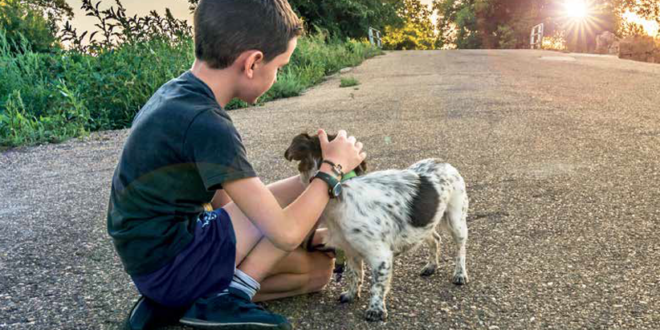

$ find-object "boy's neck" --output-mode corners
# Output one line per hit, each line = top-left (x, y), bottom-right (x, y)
(190, 60), (237, 108)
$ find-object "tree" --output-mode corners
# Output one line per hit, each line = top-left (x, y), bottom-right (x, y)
(0, 0), (59, 53)
(615, 0), (659, 23)
(619, 20), (648, 37)
(496, 24), (517, 48)
(434, 0), (618, 50)
(186, 0), (403, 39)
(288, 0), (404, 39)
(24, 0), (73, 31)
(382, 0), (437, 50)
(434, 0), (487, 49)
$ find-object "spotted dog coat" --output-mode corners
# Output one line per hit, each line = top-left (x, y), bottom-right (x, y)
(285, 133), (469, 322)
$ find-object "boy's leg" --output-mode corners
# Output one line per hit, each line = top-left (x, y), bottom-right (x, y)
(219, 175), (304, 266)
(253, 249), (334, 302)
(220, 176), (334, 297)
(178, 176), (325, 329)
(126, 176), (307, 330)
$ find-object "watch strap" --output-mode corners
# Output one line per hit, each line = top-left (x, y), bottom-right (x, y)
(322, 159), (344, 178)
(313, 171), (340, 199)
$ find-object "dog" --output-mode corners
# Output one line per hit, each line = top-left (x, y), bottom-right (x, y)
(285, 133), (469, 322)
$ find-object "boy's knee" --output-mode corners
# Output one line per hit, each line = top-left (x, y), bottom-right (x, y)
(307, 254), (334, 292)
(308, 268), (333, 292)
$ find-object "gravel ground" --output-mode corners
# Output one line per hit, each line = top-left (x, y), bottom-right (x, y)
(1, 50), (659, 330)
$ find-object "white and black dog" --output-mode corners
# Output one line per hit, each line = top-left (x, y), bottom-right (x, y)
(285, 133), (469, 322)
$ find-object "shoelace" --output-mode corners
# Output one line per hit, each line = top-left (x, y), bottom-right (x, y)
(208, 292), (268, 313)
(238, 303), (267, 312)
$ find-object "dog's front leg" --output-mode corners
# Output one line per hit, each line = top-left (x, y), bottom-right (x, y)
(365, 250), (393, 322)
(339, 254), (363, 303)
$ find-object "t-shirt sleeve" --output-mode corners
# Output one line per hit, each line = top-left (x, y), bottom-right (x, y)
(183, 110), (257, 191)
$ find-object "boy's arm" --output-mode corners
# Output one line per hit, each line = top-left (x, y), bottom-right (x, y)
(223, 163), (335, 252)
(211, 174), (303, 209)
(211, 190), (232, 209)
(223, 129), (364, 252)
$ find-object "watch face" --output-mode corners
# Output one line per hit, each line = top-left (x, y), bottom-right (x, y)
(332, 184), (342, 197)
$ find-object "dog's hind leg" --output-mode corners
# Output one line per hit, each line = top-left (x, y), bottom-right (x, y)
(364, 250), (393, 322)
(339, 254), (363, 304)
(420, 230), (441, 277)
(446, 189), (469, 285)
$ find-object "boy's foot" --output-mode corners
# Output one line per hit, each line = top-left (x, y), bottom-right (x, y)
(179, 288), (292, 329)
(123, 296), (188, 330)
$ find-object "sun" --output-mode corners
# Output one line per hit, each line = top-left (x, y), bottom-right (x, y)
(557, 0), (604, 51)
(564, 0), (590, 20)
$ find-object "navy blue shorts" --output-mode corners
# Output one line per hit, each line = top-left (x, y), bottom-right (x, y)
(131, 208), (237, 307)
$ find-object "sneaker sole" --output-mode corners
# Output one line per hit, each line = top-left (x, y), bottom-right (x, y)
(179, 318), (292, 330)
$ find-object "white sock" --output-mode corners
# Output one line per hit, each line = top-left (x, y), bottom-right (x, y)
(229, 268), (260, 300)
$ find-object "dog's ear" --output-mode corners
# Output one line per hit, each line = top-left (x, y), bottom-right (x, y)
(285, 133), (313, 161)
(355, 160), (368, 176)
(285, 133), (319, 172)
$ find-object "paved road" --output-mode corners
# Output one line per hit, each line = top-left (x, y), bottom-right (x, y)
(1, 50), (659, 330)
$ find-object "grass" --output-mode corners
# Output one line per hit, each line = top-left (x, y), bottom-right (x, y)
(339, 76), (360, 88)
(0, 31), (382, 148)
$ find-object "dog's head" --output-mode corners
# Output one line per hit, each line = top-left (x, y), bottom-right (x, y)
(284, 132), (367, 185)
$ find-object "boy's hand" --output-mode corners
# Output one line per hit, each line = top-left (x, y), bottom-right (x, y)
(318, 129), (366, 172)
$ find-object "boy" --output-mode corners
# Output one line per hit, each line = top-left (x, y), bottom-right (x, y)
(106, 0), (366, 329)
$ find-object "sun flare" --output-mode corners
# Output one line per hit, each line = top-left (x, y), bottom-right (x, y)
(564, 0), (589, 20)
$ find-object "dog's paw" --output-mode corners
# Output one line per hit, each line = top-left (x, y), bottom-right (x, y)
(365, 308), (387, 322)
(339, 292), (357, 304)
(420, 264), (436, 277)
(452, 273), (468, 285)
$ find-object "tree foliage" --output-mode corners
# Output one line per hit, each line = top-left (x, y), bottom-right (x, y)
(382, 0), (437, 50)
(0, 0), (59, 53)
(619, 20), (648, 37)
(434, 0), (487, 49)
(287, 0), (404, 39)
(186, 0), (403, 40)
(60, 0), (192, 53)
(615, 0), (659, 23)
(434, 0), (625, 50)
(23, 0), (73, 30)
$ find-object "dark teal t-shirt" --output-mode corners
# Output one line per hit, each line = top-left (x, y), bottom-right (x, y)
(107, 71), (257, 276)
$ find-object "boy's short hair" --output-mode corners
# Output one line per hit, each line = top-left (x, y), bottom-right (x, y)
(194, 0), (303, 69)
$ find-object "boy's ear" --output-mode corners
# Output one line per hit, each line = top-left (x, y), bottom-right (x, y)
(239, 50), (264, 78)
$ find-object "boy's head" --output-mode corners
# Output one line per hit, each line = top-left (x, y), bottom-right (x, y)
(194, 0), (303, 103)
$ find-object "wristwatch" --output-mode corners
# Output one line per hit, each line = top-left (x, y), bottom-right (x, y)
(313, 171), (342, 200)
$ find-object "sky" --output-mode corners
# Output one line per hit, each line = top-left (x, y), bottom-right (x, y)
(66, 0), (193, 33)
(65, 0), (436, 33)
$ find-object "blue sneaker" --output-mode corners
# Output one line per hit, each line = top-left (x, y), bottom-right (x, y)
(123, 296), (188, 330)
(179, 288), (292, 329)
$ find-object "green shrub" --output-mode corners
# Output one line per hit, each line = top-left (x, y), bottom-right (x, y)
(0, 28), (381, 147)
(340, 76), (360, 88)
(0, 83), (88, 146)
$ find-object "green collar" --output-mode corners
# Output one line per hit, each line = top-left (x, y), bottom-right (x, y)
(341, 171), (358, 182)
